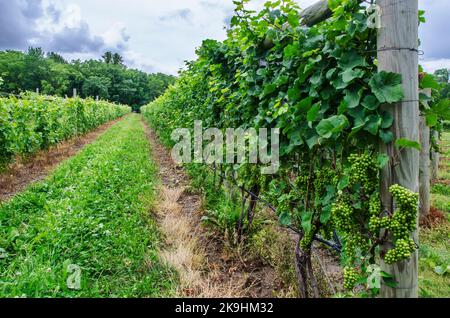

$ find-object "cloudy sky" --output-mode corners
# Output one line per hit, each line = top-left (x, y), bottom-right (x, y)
(0, 0), (448, 75)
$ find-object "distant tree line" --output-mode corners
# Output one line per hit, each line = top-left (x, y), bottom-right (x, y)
(433, 68), (450, 129)
(0, 48), (176, 111)
(434, 68), (450, 99)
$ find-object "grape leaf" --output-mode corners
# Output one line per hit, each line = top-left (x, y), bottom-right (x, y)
(369, 71), (404, 103)
(395, 138), (421, 151)
(316, 115), (349, 139)
(344, 89), (362, 108)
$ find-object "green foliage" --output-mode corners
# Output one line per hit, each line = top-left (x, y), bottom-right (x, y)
(420, 69), (450, 157)
(0, 115), (176, 297)
(102, 51), (125, 66)
(186, 164), (242, 232)
(395, 138), (422, 151)
(0, 49), (175, 111)
(0, 93), (130, 166)
(369, 72), (404, 104)
(141, 0), (416, 295)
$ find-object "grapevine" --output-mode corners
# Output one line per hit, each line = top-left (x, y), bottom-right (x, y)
(0, 93), (130, 165)
(332, 153), (419, 292)
(141, 0), (420, 297)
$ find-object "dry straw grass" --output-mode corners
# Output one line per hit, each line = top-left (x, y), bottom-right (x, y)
(155, 186), (247, 298)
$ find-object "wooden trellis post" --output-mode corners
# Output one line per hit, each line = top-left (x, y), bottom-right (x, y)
(300, 0), (363, 27)
(419, 88), (432, 218)
(378, 0), (419, 298)
(431, 134), (440, 182)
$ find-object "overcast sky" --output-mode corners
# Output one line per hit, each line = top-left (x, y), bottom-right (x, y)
(0, 0), (448, 75)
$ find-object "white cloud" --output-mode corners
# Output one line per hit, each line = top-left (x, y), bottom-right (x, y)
(102, 23), (130, 51)
(2, 0), (449, 75)
(421, 59), (450, 74)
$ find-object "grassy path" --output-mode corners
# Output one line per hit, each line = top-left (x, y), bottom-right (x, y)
(419, 131), (450, 298)
(0, 118), (122, 202)
(0, 115), (175, 297)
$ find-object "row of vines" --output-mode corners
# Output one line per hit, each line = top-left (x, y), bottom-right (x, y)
(0, 93), (130, 166)
(142, 0), (446, 297)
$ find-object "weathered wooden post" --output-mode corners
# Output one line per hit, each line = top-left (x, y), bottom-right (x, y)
(431, 132), (440, 182)
(73, 88), (77, 98)
(36, 88), (40, 94)
(378, 0), (419, 298)
(419, 88), (432, 217)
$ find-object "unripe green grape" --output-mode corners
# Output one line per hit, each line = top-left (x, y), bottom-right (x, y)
(369, 194), (381, 216)
(343, 267), (359, 290)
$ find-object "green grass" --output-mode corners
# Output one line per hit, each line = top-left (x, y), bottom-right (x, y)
(0, 114), (176, 298)
(419, 224), (450, 298)
(419, 131), (450, 298)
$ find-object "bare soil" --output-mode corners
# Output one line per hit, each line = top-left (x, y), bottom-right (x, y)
(0, 118), (123, 202)
(420, 207), (447, 229)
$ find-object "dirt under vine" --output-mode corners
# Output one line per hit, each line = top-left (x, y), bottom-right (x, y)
(143, 120), (286, 298)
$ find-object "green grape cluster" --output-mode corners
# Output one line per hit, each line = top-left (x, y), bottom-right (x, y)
(320, 224), (334, 241)
(343, 267), (359, 290)
(390, 184), (418, 207)
(331, 201), (354, 232)
(369, 215), (390, 233)
(348, 153), (379, 191)
(345, 233), (369, 261)
(389, 184), (418, 234)
(384, 238), (417, 264)
(388, 217), (410, 238)
(364, 185), (418, 264)
(314, 168), (335, 198)
(381, 185), (419, 264)
(369, 193), (381, 216)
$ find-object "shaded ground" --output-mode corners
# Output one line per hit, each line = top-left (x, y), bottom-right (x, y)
(420, 207), (446, 229)
(0, 117), (124, 202)
(143, 120), (283, 298)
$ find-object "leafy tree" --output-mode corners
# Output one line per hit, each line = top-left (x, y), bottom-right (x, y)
(82, 76), (111, 99)
(47, 52), (68, 64)
(434, 68), (449, 84)
(0, 48), (175, 109)
(434, 68), (450, 99)
(0, 50), (26, 93)
(112, 53), (124, 66)
(102, 51), (113, 64)
(23, 47), (51, 91)
(43, 62), (83, 96)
